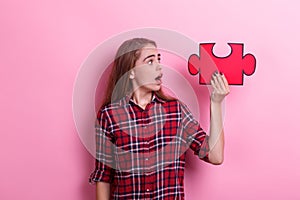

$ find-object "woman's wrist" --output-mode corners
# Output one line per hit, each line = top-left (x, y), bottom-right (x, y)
(210, 98), (223, 106)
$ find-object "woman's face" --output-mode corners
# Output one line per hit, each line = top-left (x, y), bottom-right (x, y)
(130, 44), (163, 92)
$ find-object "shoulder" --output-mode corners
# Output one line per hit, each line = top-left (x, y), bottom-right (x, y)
(174, 100), (194, 119)
(162, 99), (187, 109)
(159, 99), (189, 115)
(96, 97), (128, 121)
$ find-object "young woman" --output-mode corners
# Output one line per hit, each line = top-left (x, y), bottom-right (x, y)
(89, 38), (230, 200)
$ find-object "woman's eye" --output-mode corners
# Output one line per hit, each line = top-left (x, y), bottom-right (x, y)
(147, 60), (153, 65)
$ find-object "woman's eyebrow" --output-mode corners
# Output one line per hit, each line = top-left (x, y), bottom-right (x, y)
(143, 53), (161, 62)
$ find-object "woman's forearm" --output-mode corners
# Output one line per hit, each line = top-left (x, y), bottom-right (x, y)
(206, 72), (229, 164)
(96, 182), (110, 200)
(208, 100), (225, 165)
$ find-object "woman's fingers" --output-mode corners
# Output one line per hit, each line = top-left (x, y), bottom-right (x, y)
(211, 72), (224, 91)
(211, 76), (217, 93)
(220, 73), (230, 94)
(210, 72), (230, 103)
(211, 73), (219, 90)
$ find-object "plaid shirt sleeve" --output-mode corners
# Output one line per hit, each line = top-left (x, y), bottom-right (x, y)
(180, 101), (210, 160)
(89, 109), (115, 184)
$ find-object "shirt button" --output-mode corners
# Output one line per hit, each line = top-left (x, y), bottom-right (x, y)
(146, 189), (150, 192)
(145, 158), (149, 161)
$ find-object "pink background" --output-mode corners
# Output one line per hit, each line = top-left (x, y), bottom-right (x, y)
(1, 0), (300, 199)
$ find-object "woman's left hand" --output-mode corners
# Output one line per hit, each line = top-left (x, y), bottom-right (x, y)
(210, 72), (230, 103)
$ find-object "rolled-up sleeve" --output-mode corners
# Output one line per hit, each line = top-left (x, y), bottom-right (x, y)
(180, 102), (210, 160)
(89, 109), (115, 184)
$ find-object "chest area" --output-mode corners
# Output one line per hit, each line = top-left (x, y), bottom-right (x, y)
(109, 103), (182, 151)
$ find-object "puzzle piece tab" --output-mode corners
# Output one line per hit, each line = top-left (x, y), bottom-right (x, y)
(188, 43), (256, 85)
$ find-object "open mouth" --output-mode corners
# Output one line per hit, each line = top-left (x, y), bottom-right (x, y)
(155, 74), (163, 83)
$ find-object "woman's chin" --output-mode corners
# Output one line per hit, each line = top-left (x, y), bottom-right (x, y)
(152, 84), (162, 91)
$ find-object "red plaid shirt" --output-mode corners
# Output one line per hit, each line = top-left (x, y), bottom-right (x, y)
(89, 94), (209, 200)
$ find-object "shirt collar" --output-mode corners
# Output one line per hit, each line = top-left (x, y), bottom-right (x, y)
(152, 93), (166, 103)
(121, 92), (166, 106)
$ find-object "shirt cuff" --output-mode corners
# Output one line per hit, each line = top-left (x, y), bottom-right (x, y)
(89, 168), (114, 185)
(198, 135), (210, 161)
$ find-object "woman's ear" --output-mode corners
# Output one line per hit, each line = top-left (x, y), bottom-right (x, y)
(129, 70), (135, 79)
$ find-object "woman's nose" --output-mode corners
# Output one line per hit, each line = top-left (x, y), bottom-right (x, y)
(156, 63), (162, 70)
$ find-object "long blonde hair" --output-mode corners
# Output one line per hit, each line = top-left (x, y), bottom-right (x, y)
(101, 38), (174, 107)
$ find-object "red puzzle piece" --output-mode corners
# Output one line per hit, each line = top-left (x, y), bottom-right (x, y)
(188, 43), (256, 85)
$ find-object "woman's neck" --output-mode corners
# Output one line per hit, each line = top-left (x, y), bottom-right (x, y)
(132, 89), (153, 109)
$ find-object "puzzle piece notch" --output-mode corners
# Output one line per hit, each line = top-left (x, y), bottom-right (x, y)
(188, 43), (256, 85)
